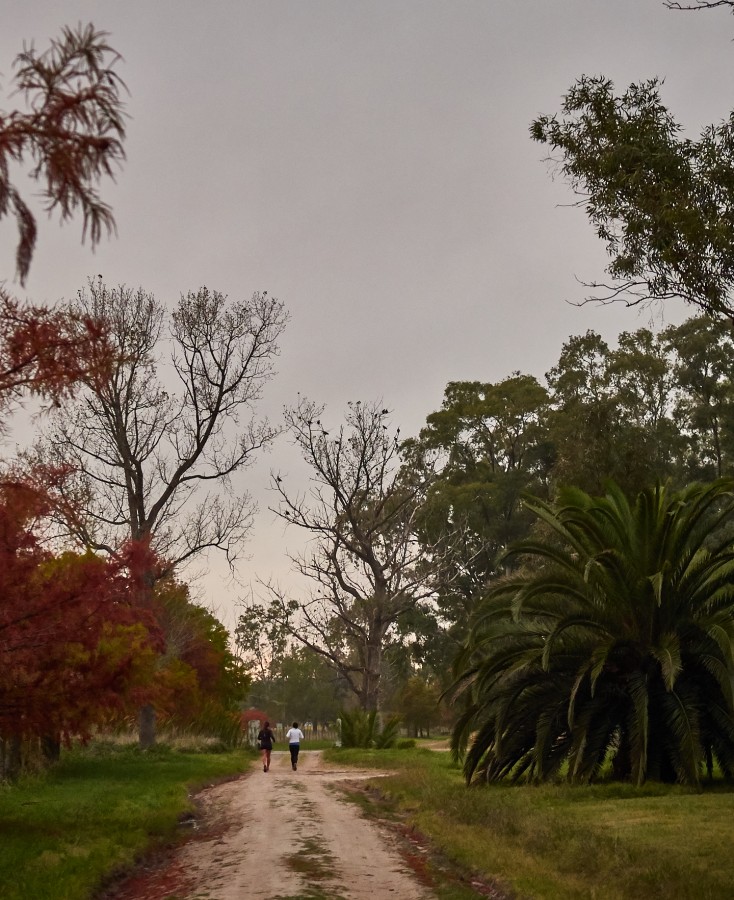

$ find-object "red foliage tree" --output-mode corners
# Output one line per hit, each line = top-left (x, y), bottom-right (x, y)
(139, 577), (250, 734)
(0, 477), (162, 745)
(0, 289), (111, 429)
(1, 23), (126, 285)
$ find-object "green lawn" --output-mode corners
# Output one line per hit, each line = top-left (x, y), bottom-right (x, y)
(4, 741), (733, 900)
(0, 743), (248, 900)
(325, 746), (734, 900)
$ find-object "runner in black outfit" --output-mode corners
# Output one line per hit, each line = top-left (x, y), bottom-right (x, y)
(258, 721), (275, 772)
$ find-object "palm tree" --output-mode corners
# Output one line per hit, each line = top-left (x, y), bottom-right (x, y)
(450, 480), (734, 786)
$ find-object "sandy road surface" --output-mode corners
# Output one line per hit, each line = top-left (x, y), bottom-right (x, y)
(113, 750), (435, 900)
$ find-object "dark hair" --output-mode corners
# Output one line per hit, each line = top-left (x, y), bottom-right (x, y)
(264, 721), (270, 728)
(292, 721), (298, 728)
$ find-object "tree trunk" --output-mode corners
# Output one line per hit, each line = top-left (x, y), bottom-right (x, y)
(713, 417), (723, 478)
(361, 633), (383, 712)
(41, 733), (61, 764)
(139, 703), (157, 750)
(138, 565), (158, 748)
(3, 735), (22, 780)
(612, 735), (632, 781)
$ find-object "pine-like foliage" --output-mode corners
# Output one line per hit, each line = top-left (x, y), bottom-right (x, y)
(450, 480), (734, 786)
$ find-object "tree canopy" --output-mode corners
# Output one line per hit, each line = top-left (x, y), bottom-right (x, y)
(531, 76), (734, 319)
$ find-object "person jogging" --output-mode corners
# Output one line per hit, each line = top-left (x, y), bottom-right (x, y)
(258, 721), (275, 772)
(285, 721), (305, 771)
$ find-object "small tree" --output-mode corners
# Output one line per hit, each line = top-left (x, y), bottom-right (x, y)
(148, 577), (250, 740)
(0, 477), (160, 776)
(395, 676), (441, 738)
(249, 399), (452, 712)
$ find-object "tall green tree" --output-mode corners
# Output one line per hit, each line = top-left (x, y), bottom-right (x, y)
(403, 376), (552, 676)
(608, 327), (681, 477)
(546, 331), (621, 494)
(414, 375), (551, 559)
(663, 316), (734, 479)
(531, 76), (734, 319)
(451, 480), (734, 787)
(547, 329), (680, 494)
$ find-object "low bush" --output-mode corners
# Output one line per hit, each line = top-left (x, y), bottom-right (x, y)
(338, 709), (401, 748)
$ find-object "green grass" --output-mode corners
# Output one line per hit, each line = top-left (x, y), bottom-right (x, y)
(324, 747), (734, 900)
(0, 742), (249, 900)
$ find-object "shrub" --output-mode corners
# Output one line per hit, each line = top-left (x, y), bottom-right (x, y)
(338, 709), (402, 749)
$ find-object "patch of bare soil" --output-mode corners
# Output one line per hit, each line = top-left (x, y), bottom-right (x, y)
(104, 751), (437, 900)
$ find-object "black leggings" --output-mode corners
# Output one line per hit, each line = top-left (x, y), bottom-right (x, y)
(289, 743), (300, 766)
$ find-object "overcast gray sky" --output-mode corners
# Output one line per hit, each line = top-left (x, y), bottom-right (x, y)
(3, 1), (733, 630)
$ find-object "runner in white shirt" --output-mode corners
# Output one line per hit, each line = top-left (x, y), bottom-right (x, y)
(285, 721), (305, 770)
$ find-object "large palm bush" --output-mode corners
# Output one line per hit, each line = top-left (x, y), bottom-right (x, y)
(450, 480), (734, 786)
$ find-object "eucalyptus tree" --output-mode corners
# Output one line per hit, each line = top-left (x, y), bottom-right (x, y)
(451, 480), (734, 787)
(545, 331), (620, 494)
(249, 399), (453, 712)
(402, 375), (552, 678)
(608, 327), (680, 468)
(532, 76), (734, 320)
(663, 315), (734, 479)
(547, 329), (681, 494)
(37, 279), (287, 745)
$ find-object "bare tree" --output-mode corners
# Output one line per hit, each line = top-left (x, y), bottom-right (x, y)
(665, 2), (734, 11)
(1, 24), (126, 285)
(40, 280), (286, 561)
(34, 280), (287, 744)
(249, 399), (451, 712)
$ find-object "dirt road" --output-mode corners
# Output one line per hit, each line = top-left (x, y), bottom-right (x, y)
(112, 750), (435, 900)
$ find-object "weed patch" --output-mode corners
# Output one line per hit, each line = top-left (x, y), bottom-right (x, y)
(277, 835), (347, 900)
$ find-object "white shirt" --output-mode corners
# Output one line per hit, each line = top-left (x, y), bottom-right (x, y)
(286, 728), (304, 744)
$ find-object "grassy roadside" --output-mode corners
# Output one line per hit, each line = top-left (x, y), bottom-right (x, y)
(0, 743), (249, 900)
(325, 746), (734, 900)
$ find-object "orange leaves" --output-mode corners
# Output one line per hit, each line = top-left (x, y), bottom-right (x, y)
(0, 476), (162, 741)
(0, 290), (112, 427)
